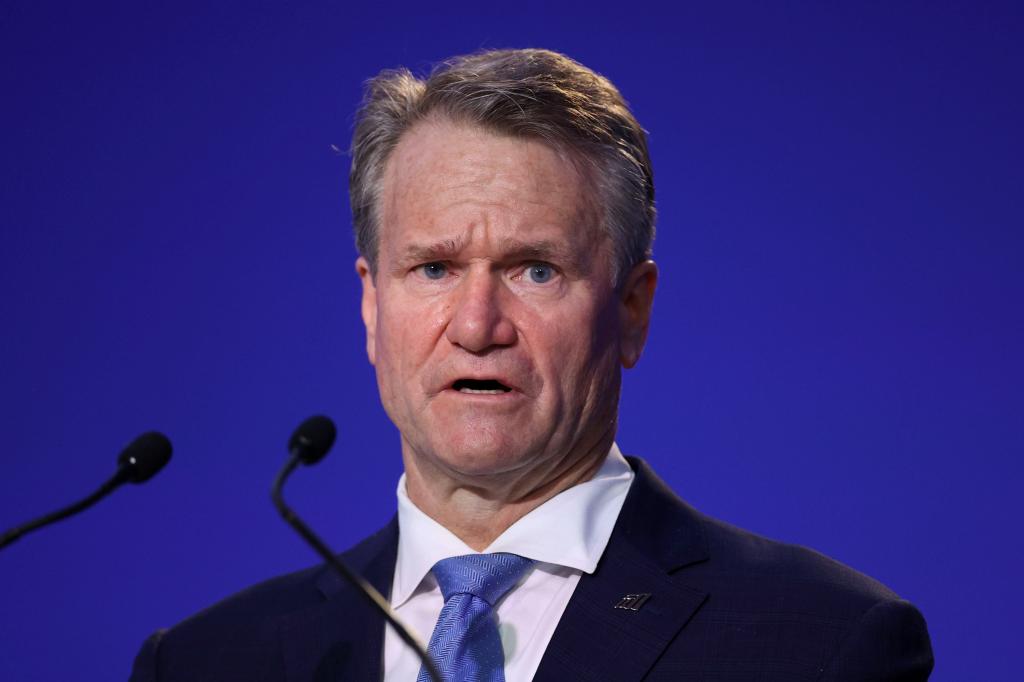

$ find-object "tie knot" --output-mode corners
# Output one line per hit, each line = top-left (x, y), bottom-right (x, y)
(431, 552), (534, 605)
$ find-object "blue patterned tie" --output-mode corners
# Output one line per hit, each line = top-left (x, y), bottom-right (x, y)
(416, 553), (534, 682)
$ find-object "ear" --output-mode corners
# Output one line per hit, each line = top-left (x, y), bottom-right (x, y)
(618, 260), (658, 369)
(355, 256), (378, 366)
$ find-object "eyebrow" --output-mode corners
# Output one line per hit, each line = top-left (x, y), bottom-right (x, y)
(395, 235), (590, 274)
(496, 237), (586, 271)
(398, 238), (466, 266)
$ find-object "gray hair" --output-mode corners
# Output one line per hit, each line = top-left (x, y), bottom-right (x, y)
(349, 48), (655, 285)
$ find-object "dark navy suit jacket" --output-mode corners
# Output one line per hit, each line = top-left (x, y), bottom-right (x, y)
(129, 458), (933, 680)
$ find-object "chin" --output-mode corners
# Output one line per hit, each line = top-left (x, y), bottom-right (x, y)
(430, 432), (538, 479)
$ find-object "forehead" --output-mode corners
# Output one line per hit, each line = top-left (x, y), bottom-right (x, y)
(378, 118), (601, 254)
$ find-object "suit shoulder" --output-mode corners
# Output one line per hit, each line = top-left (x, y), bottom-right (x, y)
(626, 458), (904, 609)
(694, 510), (906, 614)
(658, 514), (933, 678)
(166, 562), (326, 639)
(147, 561), (333, 680)
(129, 563), (324, 682)
(133, 521), (398, 680)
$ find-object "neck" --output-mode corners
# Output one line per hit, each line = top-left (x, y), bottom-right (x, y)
(402, 432), (614, 551)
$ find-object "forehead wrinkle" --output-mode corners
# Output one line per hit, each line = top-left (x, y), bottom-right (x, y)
(396, 128), (587, 213)
(430, 168), (577, 221)
(379, 119), (606, 274)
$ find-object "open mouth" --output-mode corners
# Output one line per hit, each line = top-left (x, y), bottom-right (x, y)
(452, 379), (512, 395)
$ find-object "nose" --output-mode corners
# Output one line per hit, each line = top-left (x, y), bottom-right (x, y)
(445, 269), (517, 352)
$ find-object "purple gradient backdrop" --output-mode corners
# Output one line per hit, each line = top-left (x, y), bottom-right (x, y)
(1, 2), (1020, 679)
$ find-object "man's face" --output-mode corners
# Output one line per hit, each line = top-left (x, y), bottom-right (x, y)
(357, 118), (654, 490)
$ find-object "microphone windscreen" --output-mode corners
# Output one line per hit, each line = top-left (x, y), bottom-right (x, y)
(117, 431), (173, 483)
(289, 415), (337, 465)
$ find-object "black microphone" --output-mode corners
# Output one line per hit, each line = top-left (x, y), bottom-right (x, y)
(272, 415), (442, 682)
(0, 431), (172, 551)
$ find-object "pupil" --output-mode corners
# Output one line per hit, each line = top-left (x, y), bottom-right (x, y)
(530, 265), (551, 283)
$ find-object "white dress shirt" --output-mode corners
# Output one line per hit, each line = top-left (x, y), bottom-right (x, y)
(383, 444), (635, 681)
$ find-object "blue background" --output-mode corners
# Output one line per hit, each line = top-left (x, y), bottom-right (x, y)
(1, 2), (1020, 679)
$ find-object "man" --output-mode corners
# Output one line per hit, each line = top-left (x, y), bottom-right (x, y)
(130, 49), (933, 681)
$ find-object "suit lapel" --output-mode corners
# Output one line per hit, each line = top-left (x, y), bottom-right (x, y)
(279, 519), (398, 682)
(534, 459), (711, 682)
(273, 460), (709, 681)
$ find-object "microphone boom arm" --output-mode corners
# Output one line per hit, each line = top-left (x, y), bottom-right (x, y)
(271, 451), (444, 682)
(0, 469), (128, 550)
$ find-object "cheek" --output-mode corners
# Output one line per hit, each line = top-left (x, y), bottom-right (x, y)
(372, 310), (421, 430)
(373, 300), (412, 391)
(375, 294), (448, 385)
(569, 305), (622, 389)
(535, 305), (618, 392)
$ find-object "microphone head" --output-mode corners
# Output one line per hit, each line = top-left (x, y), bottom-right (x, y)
(288, 415), (337, 465)
(117, 431), (173, 483)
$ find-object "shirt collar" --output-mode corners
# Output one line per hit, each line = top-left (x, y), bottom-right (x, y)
(391, 444), (634, 608)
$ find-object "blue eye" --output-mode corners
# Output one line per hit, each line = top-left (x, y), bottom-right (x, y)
(526, 263), (554, 284)
(421, 262), (447, 280)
